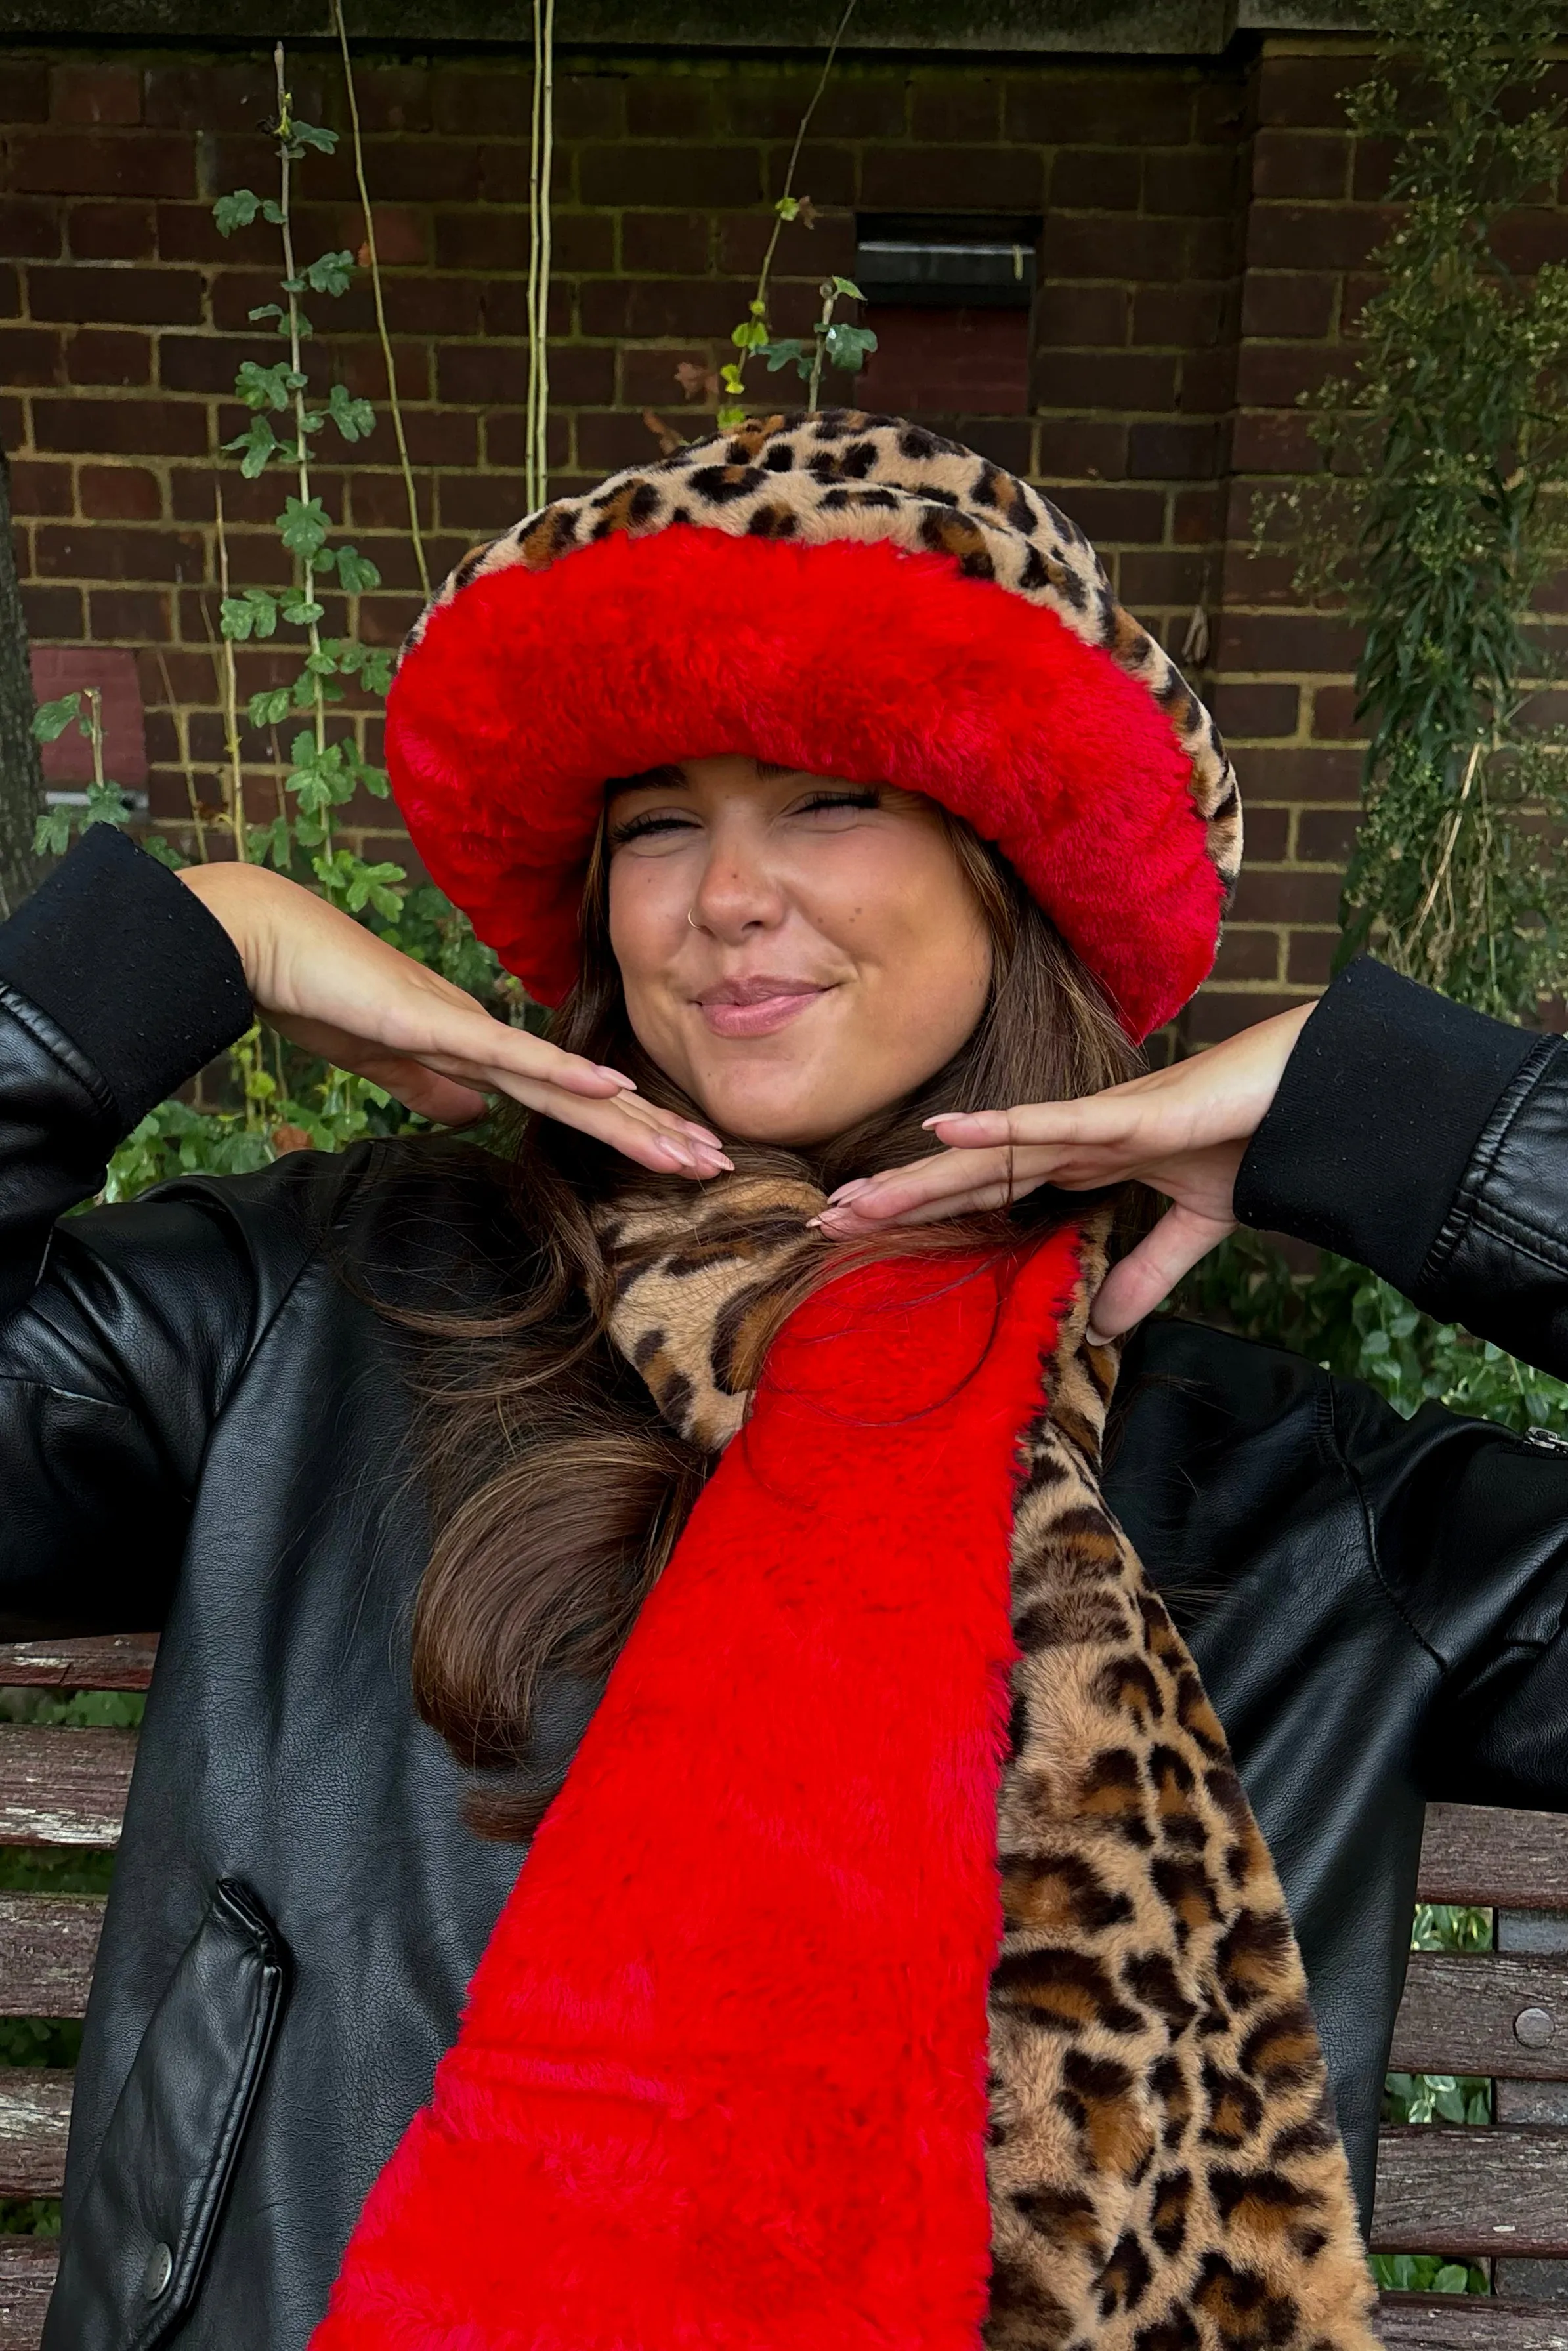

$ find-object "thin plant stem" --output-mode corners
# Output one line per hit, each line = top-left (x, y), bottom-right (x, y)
(329, 0), (430, 599)
(213, 487), (248, 863)
(155, 643), (208, 865)
(752, 0), (857, 324)
(1411, 734), (1485, 946)
(525, 0), (555, 511)
(84, 687), (104, 792)
(272, 41), (331, 863)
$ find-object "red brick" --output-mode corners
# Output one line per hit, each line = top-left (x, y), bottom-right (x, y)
(90, 586), (171, 639)
(1143, 147), (1240, 217)
(1307, 685), (1368, 742)
(1255, 55), (1356, 131)
(860, 144), (1042, 213)
(436, 471), (530, 530)
(1, 63), (50, 123)
(1179, 348), (1237, 415)
(1351, 138), (1400, 204)
(720, 72), (904, 142)
(340, 66), (431, 137)
(1061, 485), (1165, 542)
(1233, 341), (1345, 407)
(1239, 805), (1290, 862)
(579, 277), (743, 341)
(340, 203), (428, 268)
(1049, 148), (1140, 212)
(51, 64), (142, 126)
(79, 464), (163, 520)
(578, 141), (759, 210)
(482, 409), (570, 472)
(1118, 549), (1208, 606)
(1040, 350), (1177, 413)
(66, 328), (152, 387)
(1286, 931), (1338, 985)
(144, 62), (290, 132)
(10, 130), (196, 200)
(400, 410), (479, 469)
(1251, 130), (1350, 201)
(625, 76), (717, 139)
(0, 327), (60, 386)
(1185, 990), (1311, 1043)
(0, 264), (18, 320)
(1212, 929), (1282, 982)
(1035, 282), (1128, 345)
(622, 210), (711, 276)
(1208, 680), (1300, 738)
(35, 522), (206, 581)
(0, 196), (62, 257)
(340, 472), (432, 534)
(1004, 72), (1193, 147)
(757, 138), (855, 210)
(618, 345), (707, 406)
(1032, 417), (1128, 480)
(1493, 210), (1568, 274)
(1240, 745), (1362, 801)
(158, 334), (276, 395)
(1219, 609), (1362, 673)
(1132, 282), (1229, 349)
(1046, 214), (1190, 282)
(1173, 485), (1224, 544)
(66, 199), (156, 261)
(1193, 70), (1250, 141)
(1248, 203), (1388, 273)
(1240, 271), (1338, 341)
(1128, 418), (1221, 479)
(952, 418), (1031, 473)
(22, 584), (85, 637)
(33, 396), (209, 457)
(910, 78), (1000, 142)
(1229, 410), (1322, 475)
(1230, 868), (1342, 923)
(436, 345), (529, 406)
(30, 263), (203, 327)
(9, 459), (72, 515)
(430, 67), (538, 138)
(716, 207), (853, 280)
(1296, 806), (1360, 862)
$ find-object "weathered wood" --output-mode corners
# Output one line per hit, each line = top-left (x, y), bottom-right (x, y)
(0, 2069), (72, 2197)
(0, 2239), (57, 2351)
(0, 1727), (134, 1847)
(1418, 1805), (1568, 1909)
(1390, 1954), (1568, 2080)
(0, 1633), (156, 1692)
(0, 1896), (102, 2018)
(1376, 2295), (1568, 2348)
(1372, 2129), (1568, 2258)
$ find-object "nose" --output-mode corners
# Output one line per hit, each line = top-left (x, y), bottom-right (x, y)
(688, 834), (787, 944)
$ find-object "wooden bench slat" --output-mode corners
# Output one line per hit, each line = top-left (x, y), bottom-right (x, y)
(1391, 1953), (1568, 2081)
(0, 1726), (133, 1848)
(0, 1895), (102, 2019)
(1376, 2294), (1568, 2348)
(1372, 2127), (1568, 2257)
(0, 2068), (72, 2197)
(1418, 1804), (1568, 1908)
(0, 2239), (58, 2351)
(0, 1633), (157, 1692)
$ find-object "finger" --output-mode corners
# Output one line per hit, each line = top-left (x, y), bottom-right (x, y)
(818, 1145), (1053, 1225)
(509, 1077), (734, 1177)
(1086, 1205), (1236, 1342)
(377, 1065), (490, 1126)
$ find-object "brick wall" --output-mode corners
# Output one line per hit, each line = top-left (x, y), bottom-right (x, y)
(3, 35), (1565, 1039)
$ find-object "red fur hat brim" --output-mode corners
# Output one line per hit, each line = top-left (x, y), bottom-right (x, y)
(386, 526), (1223, 1041)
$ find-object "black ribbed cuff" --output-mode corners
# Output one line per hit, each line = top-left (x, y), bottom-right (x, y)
(0, 830), (253, 1130)
(1233, 957), (1540, 1298)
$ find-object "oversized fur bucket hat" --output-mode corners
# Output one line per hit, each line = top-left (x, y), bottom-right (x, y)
(386, 410), (1240, 1042)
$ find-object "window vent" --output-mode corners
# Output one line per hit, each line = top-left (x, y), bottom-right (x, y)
(853, 214), (1041, 310)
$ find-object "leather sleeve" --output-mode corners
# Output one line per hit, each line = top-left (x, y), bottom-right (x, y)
(1236, 958), (1568, 1378)
(0, 831), (260, 1631)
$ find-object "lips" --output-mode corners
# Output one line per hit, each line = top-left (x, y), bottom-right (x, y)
(694, 977), (832, 1040)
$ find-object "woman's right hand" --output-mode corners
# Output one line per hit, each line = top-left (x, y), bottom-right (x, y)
(177, 863), (732, 1179)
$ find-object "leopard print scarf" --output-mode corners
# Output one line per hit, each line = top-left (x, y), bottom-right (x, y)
(597, 1176), (1380, 2351)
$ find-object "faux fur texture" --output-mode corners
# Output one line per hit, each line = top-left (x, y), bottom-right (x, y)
(315, 1192), (1379, 2351)
(385, 410), (1239, 1044)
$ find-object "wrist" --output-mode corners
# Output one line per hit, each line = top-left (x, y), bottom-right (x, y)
(176, 861), (291, 996)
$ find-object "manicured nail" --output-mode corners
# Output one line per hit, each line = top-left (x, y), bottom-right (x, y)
(683, 1120), (725, 1147)
(1086, 1324), (1111, 1349)
(826, 1177), (872, 1204)
(702, 1151), (736, 1172)
(596, 1065), (637, 1088)
(656, 1135), (699, 1170)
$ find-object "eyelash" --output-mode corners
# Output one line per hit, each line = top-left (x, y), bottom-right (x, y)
(609, 788), (879, 846)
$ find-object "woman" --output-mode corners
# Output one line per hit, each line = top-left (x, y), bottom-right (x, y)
(11, 412), (1567, 2351)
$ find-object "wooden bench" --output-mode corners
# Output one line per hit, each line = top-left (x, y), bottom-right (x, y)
(0, 1643), (1560, 2346)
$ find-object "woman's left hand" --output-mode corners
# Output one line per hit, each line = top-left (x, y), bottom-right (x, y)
(812, 1002), (1314, 1340)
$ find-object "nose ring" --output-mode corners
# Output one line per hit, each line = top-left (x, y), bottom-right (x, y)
(687, 907), (698, 929)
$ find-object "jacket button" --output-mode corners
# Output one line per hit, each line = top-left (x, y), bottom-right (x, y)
(141, 2243), (173, 2302)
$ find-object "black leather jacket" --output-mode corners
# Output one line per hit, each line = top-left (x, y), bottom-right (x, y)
(5, 834), (1567, 2351)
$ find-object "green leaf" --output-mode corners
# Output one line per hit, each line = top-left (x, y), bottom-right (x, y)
(221, 588), (280, 641)
(32, 807), (73, 857)
(774, 197), (799, 222)
(236, 360), (302, 413)
(247, 303), (285, 327)
(31, 692), (83, 745)
(327, 382), (376, 444)
(224, 416), (282, 479)
(282, 595), (326, 626)
(759, 338), (811, 379)
(277, 496), (332, 562)
(303, 249), (356, 297)
(81, 783), (133, 830)
(1433, 2266), (1470, 2295)
(213, 189), (261, 235)
(830, 275), (866, 300)
(823, 321), (878, 372)
(292, 120), (338, 154)
(333, 545), (381, 595)
(247, 686), (294, 729)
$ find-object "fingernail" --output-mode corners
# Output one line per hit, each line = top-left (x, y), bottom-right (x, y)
(657, 1136), (698, 1170)
(826, 1177), (871, 1203)
(1086, 1324), (1111, 1349)
(597, 1065), (637, 1088)
(683, 1121), (725, 1147)
(703, 1151), (736, 1172)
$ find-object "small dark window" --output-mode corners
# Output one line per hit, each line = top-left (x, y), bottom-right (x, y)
(853, 213), (1039, 420)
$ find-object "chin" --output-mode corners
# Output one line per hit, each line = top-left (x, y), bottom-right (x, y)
(694, 1074), (857, 1151)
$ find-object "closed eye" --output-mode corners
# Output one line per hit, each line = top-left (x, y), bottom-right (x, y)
(608, 808), (702, 847)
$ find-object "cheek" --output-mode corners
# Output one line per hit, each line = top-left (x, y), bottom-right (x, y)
(816, 839), (992, 1020)
(606, 861), (681, 1006)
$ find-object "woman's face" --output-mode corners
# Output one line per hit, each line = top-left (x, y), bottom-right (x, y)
(605, 757), (993, 1147)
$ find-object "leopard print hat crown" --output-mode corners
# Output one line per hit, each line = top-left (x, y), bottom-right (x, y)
(386, 409), (1240, 1041)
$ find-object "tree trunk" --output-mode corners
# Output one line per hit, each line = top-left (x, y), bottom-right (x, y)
(0, 455), (46, 918)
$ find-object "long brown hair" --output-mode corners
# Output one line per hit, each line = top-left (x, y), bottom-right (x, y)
(410, 810), (1141, 1840)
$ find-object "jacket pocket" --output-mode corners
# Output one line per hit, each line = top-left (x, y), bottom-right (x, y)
(43, 1878), (289, 2351)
